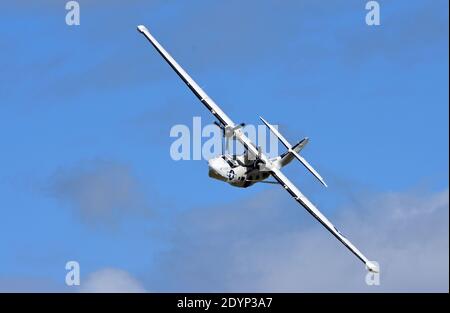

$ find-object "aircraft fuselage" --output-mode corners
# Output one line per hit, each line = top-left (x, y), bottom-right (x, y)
(208, 154), (270, 188)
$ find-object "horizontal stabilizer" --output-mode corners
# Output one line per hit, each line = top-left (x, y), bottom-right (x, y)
(259, 116), (291, 149)
(291, 150), (328, 188)
(260, 116), (327, 188)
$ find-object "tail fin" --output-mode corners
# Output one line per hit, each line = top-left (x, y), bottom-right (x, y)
(260, 116), (328, 188)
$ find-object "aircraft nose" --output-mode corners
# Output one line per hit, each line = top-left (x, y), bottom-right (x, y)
(208, 158), (228, 179)
(207, 159), (217, 172)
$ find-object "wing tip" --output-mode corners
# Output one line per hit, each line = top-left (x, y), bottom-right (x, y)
(137, 25), (147, 33)
(318, 176), (328, 188)
(366, 261), (379, 273)
(259, 116), (269, 125)
(317, 174), (328, 188)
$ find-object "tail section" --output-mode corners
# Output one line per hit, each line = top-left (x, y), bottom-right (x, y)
(260, 116), (327, 188)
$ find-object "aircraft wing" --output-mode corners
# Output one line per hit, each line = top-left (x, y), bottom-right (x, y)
(270, 167), (379, 273)
(138, 25), (265, 161)
(137, 25), (234, 128)
(138, 25), (376, 272)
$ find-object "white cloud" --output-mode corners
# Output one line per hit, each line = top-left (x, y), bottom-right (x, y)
(153, 188), (449, 292)
(80, 268), (146, 293)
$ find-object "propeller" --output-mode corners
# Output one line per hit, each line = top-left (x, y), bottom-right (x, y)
(213, 121), (245, 154)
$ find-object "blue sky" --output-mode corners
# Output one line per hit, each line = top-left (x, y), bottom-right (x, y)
(0, 0), (448, 292)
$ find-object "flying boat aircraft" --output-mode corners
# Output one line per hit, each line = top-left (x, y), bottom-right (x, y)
(137, 25), (378, 273)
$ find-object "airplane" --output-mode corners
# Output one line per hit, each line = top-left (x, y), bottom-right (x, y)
(137, 25), (378, 273)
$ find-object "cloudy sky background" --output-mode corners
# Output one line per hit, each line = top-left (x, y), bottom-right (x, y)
(0, 0), (448, 292)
